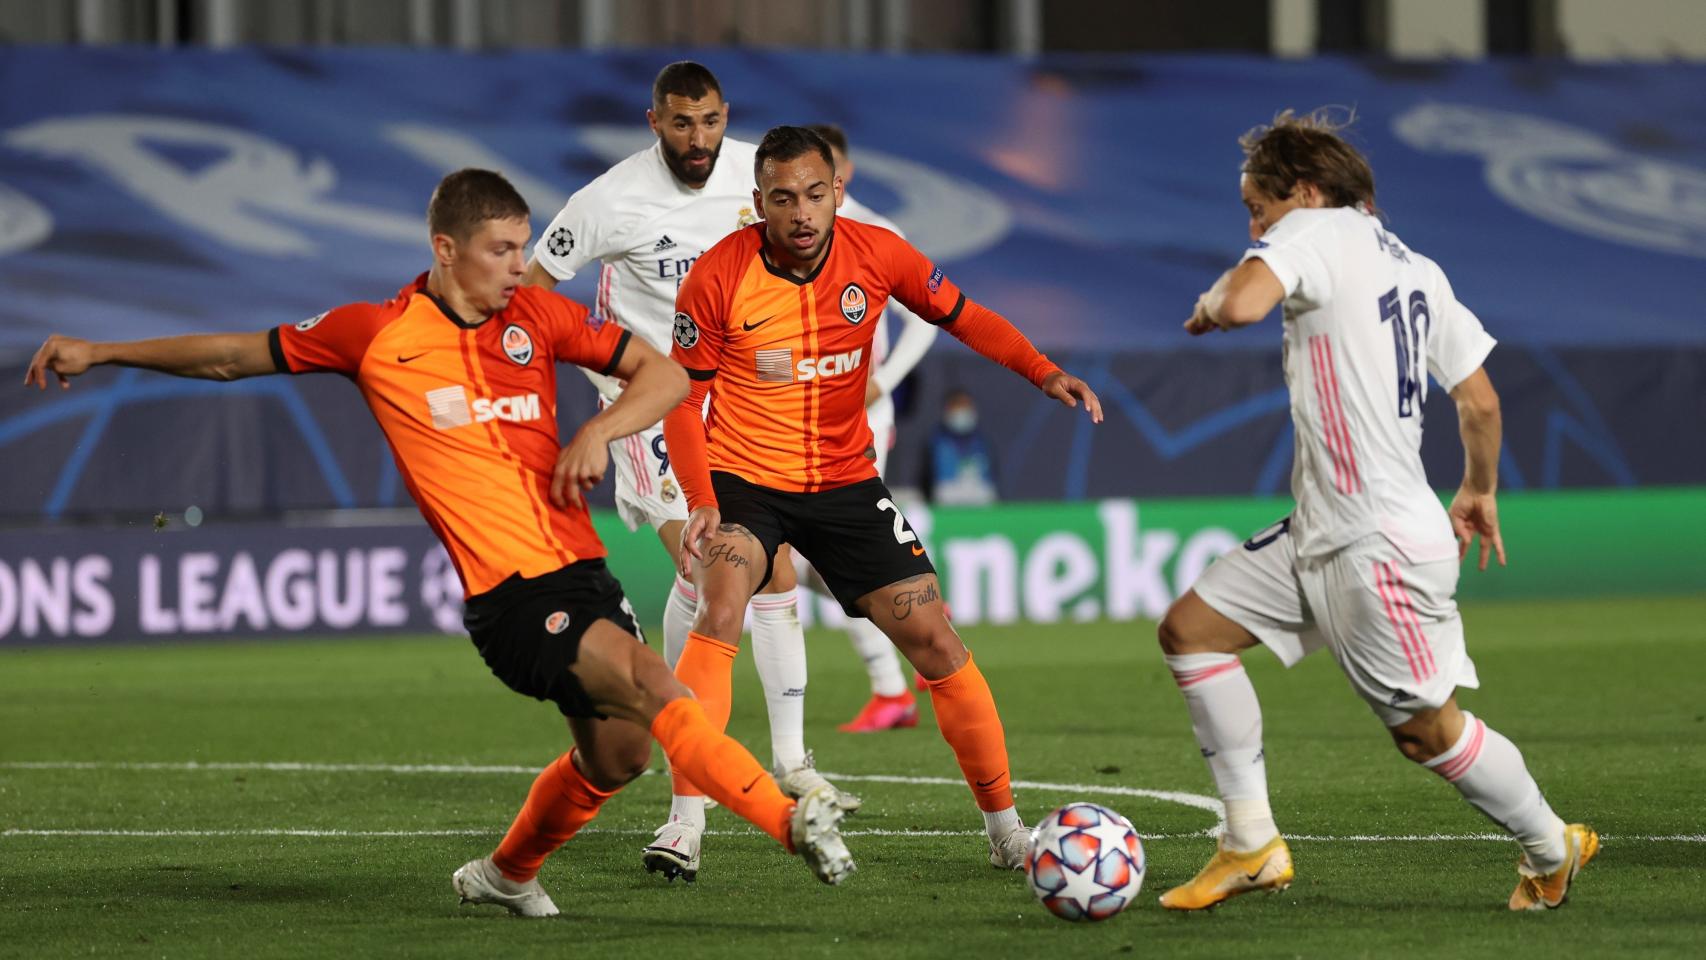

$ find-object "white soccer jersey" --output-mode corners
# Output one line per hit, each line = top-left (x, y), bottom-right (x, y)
(532, 137), (762, 399)
(1242, 207), (1496, 563)
(838, 194), (939, 435)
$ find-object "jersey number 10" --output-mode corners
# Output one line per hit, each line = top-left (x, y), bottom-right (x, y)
(1377, 287), (1431, 418)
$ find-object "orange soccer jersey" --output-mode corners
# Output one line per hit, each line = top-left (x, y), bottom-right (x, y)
(667, 220), (967, 498)
(272, 279), (630, 598)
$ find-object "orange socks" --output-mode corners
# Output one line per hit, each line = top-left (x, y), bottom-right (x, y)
(924, 652), (1015, 812)
(669, 631), (739, 798)
(652, 697), (795, 850)
(491, 750), (618, 882)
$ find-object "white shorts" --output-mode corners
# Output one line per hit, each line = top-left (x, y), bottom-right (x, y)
(605, 411), (689, 533)
(1192, 518), (1479, 726)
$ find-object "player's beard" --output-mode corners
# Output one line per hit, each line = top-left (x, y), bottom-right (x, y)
(767, 216), (834, 268)
(661, 138), (722, 188)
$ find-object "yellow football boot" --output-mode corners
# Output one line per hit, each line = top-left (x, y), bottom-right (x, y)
(1509, 823), (1598, 911)
(1159, 835), (1294, 910)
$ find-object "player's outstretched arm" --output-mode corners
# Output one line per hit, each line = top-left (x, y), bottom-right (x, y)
(551, 338), (688, 509)
(24, 332), (278, 390)
(1185, 259), (1284, 335)
(1447, 367), (1506, 571)
(941, 300), (1102, 423)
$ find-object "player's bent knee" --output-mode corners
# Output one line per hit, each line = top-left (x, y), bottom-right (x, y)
(1158, 591), (1253, 656)
(1388, 704), (1462, 764)
(579, 739), (652, 788)
(1158, 602), (1207, 655)
(900, 627), (968, 681)
(691, 599), (746, 643)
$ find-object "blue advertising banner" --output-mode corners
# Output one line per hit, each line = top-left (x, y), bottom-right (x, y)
(1, 49), (1702, 514)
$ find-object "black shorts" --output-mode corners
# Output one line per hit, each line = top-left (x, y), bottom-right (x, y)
(712, 471), (935, 617)
(462, 559), (644, 719)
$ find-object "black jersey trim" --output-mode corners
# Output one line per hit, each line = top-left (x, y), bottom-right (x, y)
(267, 327), (290, 373)
(758, 227), (835, 286)
(598, 329), (632, 377)
(426, 291), (484, 329)
(929, 292), (967, 327)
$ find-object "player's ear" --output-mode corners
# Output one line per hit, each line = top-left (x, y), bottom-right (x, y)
(431, 232), (457, 267)
(646, 107), (659, 135)
(752, 188), (765, 221)
(833, 175), (845, 208)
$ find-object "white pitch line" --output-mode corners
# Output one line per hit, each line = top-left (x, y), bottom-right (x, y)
(4, 828), (1699, 842)
(0, 761), (1223, 814)
(5, 762), (1697, 843)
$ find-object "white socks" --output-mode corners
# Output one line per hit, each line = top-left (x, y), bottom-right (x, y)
(668, 794), (706, 832)
(1423, 711), (1567, 872)
(662, 575), (698, 671)
(750, 588), (808, 772)
(846, 617), (907, 697)
(982, 805), (1021, 838)
(1164, 652), (1278, 852)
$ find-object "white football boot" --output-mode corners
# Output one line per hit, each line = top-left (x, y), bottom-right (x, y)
(641, 816), (703, 883)
(775, 750), (862, 814)
(452, 856), (559, 918)
(988, 820), (1031, 870)
(791, 783), (856, 885)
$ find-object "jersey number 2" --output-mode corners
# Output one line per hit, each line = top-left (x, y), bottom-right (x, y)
(876, 498), (919, 545)
(1377, 287), (1430, 418)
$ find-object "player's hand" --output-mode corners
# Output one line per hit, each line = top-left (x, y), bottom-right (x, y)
(24, 335), (97, 389)
(550, 427), (610, 510)
(1183, 294), (1219, 336)
(865, 379), (882, 408)
(1448, 486), (1506, 571)
(1041, 370), (1103, 424)
(678, 506), (721, 578)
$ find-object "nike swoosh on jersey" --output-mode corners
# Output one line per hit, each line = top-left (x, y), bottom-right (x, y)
(742, 315), (776, 332)
(741, 775), (764, 793)
(397, 352), (428, 363)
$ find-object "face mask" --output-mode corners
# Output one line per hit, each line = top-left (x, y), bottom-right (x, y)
(944, 408), (978, 434)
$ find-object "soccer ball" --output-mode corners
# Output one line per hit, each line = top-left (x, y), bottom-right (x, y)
(1025, 802), (1145, 922)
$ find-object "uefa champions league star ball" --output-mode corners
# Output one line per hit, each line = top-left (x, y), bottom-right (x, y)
(1025, 802), (1145, 922)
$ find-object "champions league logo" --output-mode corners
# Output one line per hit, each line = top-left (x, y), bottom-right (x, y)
(419, 545), (464, 634)
(1393, 103), (1706, 260)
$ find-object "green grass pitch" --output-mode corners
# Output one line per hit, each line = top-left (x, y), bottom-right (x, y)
(3, 596), (1704, 958)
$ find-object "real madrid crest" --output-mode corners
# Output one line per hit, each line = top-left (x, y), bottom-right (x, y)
(502, 324), (534, 365)
(737, 206), (760, 228)
(840, 283), (868, 324)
